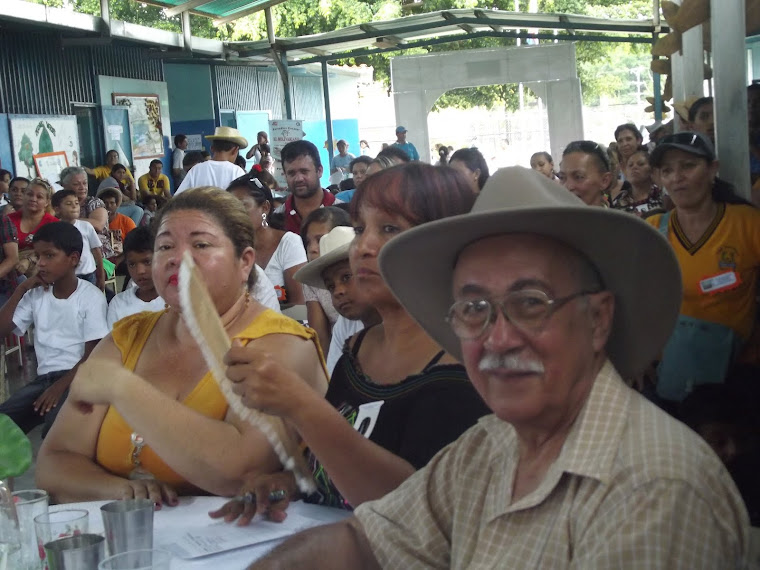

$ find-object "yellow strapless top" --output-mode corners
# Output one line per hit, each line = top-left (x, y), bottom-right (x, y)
(95, 309), (323, 493)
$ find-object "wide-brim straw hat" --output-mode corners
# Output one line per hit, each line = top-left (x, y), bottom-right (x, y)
(378, 166), (682, 380)
(205, 126), (248, 149)
(294, 226), (355, 289)
(96, 186), (123, 208)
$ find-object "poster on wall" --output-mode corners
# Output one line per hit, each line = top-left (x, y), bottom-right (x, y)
(185, 134), (203, 151)
(9, 115), (80, 183)
(269, 119), (305, 188)
(101, 106), (133, 168)
(112, 93), (164, 159)
(33, 152), (69, 191)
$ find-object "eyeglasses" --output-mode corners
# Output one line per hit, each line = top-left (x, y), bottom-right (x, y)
(446, 289), (599, 339)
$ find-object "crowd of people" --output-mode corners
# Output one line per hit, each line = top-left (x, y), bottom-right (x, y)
(0, 95), (757, 568)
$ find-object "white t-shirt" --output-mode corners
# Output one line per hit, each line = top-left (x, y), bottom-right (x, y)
(172, 148), (185, 170)
(13, 280), (109, 375)
(107, 288), (166, 329)
(73, 219), (101, 275)
(262, 232), (307, 294)
(251, 265), (280, 313)
(326, 315), (365, 377)
(175, 161), (246, 195)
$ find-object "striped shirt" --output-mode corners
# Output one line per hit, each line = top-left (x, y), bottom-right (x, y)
(354, 360), (750, 569)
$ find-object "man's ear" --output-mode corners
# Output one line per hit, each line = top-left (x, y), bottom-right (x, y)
(589, 291), (615, 352)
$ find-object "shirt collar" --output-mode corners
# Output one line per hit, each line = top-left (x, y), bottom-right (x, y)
(481, 360), (630, 519)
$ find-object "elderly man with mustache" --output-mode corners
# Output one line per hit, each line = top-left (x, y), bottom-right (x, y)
(250, 168), (749, 569)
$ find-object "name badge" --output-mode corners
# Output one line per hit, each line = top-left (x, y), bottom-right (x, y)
(699, 271), (740, 294)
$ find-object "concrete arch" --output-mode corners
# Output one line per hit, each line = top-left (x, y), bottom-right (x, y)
(391, 43), (583, 163)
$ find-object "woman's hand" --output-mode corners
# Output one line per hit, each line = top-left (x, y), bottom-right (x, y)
(224, 341), (315, 418)
(68, 358), (137, 413)
(208, 471), (297, 525)
(120, 479), (179, 509)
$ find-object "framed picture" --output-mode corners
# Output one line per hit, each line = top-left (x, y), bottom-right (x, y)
(33, 151), (69, 190)
(112, 93), (164, 159)
(9, 115), (80, 182)
(101, 106), (133, 168)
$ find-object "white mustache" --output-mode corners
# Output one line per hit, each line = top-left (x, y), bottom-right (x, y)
(478, 353), (545, 374)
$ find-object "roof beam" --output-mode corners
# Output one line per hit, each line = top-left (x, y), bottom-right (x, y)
(164, 0), (216, 18)
(473, 9), (502, 32)
(441, 11), (474, 33)
(213, 0), (288, 26)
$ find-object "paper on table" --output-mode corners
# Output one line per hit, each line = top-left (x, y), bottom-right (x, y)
(156, 513), (317, 560)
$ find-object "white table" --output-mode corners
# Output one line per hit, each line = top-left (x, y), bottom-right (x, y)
(52, 496), (350, 569)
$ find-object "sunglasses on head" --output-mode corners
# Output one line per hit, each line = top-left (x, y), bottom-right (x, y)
(564, 141), (611, 172)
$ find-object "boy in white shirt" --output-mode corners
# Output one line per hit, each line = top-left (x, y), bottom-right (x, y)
(107, 226), (165, 329)
(0, 222), (108, 435)
(52, 189), (105, 290)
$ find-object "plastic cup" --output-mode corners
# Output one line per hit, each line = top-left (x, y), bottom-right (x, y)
(98, 549), (172, 570)
(12, 490), (49, 570)
(43, 534), (104, 570)
(100, 500), (153, 557)
(35, 510), (89, 570)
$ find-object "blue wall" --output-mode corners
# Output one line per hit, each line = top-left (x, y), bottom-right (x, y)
(0, 115), (12, 175)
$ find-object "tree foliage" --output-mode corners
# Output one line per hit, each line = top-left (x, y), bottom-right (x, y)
(27, 0), (654, 110)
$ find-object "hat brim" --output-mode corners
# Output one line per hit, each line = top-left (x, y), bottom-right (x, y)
(96, 187), (123, 208)
(294, 243), (351, 289)
(650, 142), (713, 167)
(205, 135), (248, 148)
(378, 206), (682, 380)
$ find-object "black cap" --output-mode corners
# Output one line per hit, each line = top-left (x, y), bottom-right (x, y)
(650, 131), (715, 167)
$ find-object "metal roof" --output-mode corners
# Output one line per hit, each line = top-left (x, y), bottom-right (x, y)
(146, 0), (289, 25)
(229, 8), (664, 65)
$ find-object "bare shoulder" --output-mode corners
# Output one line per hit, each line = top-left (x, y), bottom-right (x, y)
(253, 332), (328, 391)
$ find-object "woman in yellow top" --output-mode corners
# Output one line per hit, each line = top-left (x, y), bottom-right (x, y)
(36, 188), (329, 505)
(647, 132), (760, 405)
(84, 149), (137, 198)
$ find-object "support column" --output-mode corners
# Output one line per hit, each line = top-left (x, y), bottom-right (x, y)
(669, 0), (704, 130)
(712, 0), (750, 198)
(266, 7), (292, 119)
(99, 0), (111, 36)
(181, 10), (192, 53)
(322, 61), (334, 165)
(545, 79), (584, 162)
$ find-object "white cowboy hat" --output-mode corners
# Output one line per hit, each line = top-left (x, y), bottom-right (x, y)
(205, 126), (248, 149)
(294, 226), (355, 289)
(378, 166), (682, 379)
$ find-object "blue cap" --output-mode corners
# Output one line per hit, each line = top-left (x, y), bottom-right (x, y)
(395, 126), (407, 133)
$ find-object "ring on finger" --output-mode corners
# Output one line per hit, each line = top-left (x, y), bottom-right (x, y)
(268, 489), (287, 502)
(242, 491), (255, 504)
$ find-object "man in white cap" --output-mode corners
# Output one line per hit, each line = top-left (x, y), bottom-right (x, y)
(250, 167), (749, 569)
(175, 127), (247, 195)
(391, 126), (419, 161)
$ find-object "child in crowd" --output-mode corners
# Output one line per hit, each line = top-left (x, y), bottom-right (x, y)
(0, 222), (108, 435)
(106, 227), (164, 329)
(97, 187), (136, 266)
(52, 189), (105, 289)
(295, 226), (380, 376)
(300, 207), (351, 355)
(140, 194), (158, 227)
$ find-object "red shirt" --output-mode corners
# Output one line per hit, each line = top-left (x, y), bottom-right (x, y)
(281, 190), (337, 234)
(8, 211), (58, 250)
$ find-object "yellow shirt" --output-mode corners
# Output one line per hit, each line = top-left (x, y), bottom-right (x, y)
(92, 165), (135, 183)
(137, 173), (170, 196)
(648, 203), (760, 339)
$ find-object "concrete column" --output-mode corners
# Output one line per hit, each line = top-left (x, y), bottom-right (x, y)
(669, 0), (704, 131)
(712, 0), (750, 198)
(545, 79), (584, 161)
(322, 61), (334, 165)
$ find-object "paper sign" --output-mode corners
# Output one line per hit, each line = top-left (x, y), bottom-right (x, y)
(186, 134), (203, 151)
(269, 120), (305, 187)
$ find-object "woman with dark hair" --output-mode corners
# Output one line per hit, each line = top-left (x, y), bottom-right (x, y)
(448, 147), (489, 193)
(558, 140), (612, 207)
(300, 207), (352, 354)
(37, 187), (328, 503)
(227, 174), (307, 305)
(614, 123), (644, 166)
(612, 148), (664, 218)
(647, 132), (760, 408)
(529, 151), (556, 180)
(211, 163), (489, 523)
